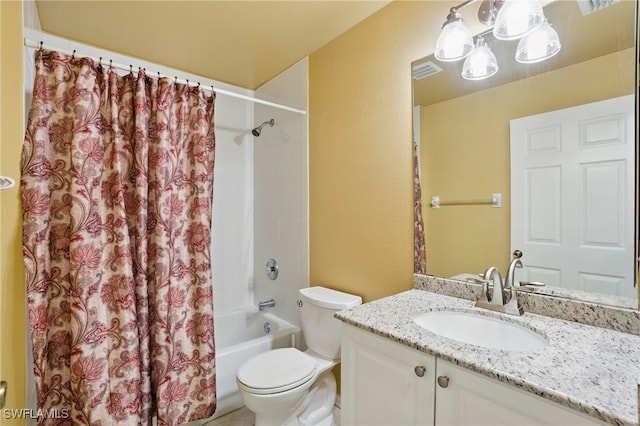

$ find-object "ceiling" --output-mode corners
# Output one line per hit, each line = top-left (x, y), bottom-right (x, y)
(413, 0), (636, 106)
(35, 0), (392, 90)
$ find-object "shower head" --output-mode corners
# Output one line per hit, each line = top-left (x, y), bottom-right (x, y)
(251, 119), (275, 137)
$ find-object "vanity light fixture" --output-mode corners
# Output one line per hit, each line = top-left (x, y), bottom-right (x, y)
(434, 0), (559, 80)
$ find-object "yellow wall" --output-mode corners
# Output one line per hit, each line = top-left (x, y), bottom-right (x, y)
(308, 1), (450, 303)
(420, 48), (635, 277)
(0, 0), (27, 422)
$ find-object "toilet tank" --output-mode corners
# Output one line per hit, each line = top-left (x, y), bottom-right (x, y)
(298, 286), (362, 360)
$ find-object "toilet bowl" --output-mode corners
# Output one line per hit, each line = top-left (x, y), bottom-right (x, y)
(236, 286), (362, 426)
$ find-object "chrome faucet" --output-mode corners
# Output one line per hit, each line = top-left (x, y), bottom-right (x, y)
(505, 250), (523, 290)
(258, 299), (275, 311)
(483, 266), (505, 306)
(475, 264), (524, 316)
(505, 258), (523, 289)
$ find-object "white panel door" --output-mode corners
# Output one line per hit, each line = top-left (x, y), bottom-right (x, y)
(510, 95), (636, 299)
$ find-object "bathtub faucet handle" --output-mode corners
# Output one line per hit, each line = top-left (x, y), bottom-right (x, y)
(266, 258), (279, 280)
(297, 300), (303, 308)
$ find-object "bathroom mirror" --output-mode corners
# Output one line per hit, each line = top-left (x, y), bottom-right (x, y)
(413, 0), (638, 309)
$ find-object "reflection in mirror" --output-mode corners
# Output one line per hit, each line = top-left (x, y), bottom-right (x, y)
(412, 0), (638, 309)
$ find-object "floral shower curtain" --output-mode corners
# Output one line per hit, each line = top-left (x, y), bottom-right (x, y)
(414, 138), (427, 274)
(21, 50), (217, 425)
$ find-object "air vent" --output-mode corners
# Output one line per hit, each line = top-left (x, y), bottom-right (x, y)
(412, 61), (443, 80)
(576, 0), (620, 16)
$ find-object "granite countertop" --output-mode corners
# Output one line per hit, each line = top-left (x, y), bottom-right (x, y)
(335, 289), (640, 426)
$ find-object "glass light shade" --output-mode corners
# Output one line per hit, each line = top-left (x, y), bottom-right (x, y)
(493, 0), (545, 40)
(461, 39), (498, 80)
(434, 20), (475, 62)
(515, 21), (561, 63)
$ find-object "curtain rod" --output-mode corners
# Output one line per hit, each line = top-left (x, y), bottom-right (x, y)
(24, 38), (307, 116)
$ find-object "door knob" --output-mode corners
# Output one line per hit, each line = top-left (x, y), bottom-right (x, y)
(0, 381), (7, 409)
(414, 366), (426, 377)
(437, 375), (450, 388)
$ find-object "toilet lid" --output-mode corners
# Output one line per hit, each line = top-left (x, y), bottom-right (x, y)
(237, 348), (317, 394)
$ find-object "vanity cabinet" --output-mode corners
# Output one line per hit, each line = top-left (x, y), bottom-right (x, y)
(435, 359), (605, 425)
(341, 325), (605, 426)
(341, 323), (436, 425)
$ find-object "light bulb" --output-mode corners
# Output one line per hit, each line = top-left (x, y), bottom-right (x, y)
(493, 0), (545, 40)
(435, 18), (475, 62)
(462, 38), (499, 80)
(516, 21), (561, 63)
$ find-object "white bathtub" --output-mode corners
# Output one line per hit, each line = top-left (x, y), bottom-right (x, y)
(212, 307), (300, 419)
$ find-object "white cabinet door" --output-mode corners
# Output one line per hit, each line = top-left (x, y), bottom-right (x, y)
(434, 359), (605, 426)
(510, 95), (636, 299)
(341, 324), (436, 426)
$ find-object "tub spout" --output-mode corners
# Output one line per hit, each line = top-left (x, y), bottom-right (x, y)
(258, 299), (275, 311)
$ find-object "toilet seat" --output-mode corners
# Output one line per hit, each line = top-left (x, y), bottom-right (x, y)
(237, 348), (317, 395)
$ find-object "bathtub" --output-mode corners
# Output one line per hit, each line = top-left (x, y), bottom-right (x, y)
(212, 307), (301, 419)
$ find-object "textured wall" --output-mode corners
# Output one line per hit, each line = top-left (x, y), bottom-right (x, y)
(308, 1), (447, 302)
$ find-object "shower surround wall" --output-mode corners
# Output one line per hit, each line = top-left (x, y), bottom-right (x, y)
(211, 96), (255, 316)
(213, 58), (308, 323)
(254, 58), (309, 329)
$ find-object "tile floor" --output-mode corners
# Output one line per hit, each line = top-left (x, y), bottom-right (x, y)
(206, 406), (341, 426)
(206, 407), (254, 426)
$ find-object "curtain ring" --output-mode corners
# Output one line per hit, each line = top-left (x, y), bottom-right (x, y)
(174, 76), (178, 85)
(109, 59), (113, 70)
(71, 49), (76, 59)
(38, 41), (43, 52)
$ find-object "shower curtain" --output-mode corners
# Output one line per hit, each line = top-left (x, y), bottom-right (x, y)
(21, 50), (217, 425)
(414, 138), (427, 274)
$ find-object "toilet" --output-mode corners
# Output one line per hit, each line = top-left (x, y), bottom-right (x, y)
(236, 286), (362, 426)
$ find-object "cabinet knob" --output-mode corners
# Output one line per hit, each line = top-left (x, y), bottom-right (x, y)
(414, 366), (426, 377)
(437, 375), (450, 388)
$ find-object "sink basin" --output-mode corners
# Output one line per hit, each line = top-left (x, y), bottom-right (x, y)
(413, 310), (548, 352)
